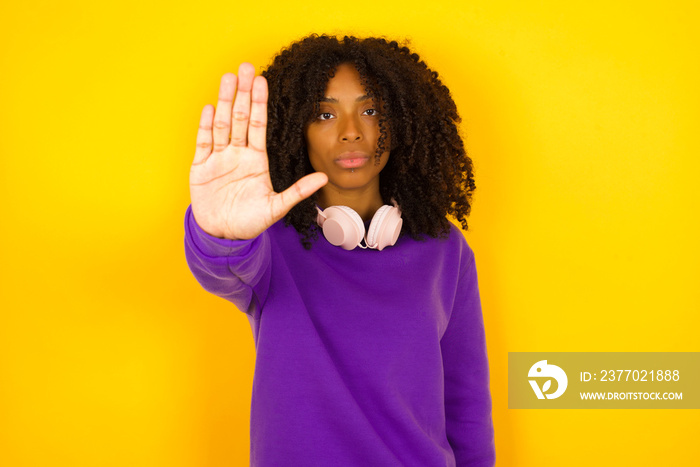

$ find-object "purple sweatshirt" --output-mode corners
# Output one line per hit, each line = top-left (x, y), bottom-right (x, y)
(184, 205), (495, 466)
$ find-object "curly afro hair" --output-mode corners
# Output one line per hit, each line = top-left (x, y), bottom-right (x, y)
(261, 34), (476, 249)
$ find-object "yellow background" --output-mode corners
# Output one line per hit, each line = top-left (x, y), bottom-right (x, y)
(1, 0), (698, 465)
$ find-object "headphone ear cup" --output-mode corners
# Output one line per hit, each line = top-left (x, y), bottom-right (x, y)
(366, 205), (403, 251)
(320, 206), (365, 250)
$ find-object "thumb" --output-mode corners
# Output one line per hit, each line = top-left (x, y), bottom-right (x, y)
(271, 172), (328, 219)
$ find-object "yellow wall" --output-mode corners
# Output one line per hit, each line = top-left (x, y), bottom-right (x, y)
(1, 0), (698, 465)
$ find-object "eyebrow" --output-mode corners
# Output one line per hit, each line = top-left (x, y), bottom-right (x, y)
(320, 94), (372, 103)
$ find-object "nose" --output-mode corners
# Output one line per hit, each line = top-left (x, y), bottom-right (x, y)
(339, 114), (363, 142)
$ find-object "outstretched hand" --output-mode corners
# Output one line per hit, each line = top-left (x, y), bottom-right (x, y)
(189, 63), (328, 240)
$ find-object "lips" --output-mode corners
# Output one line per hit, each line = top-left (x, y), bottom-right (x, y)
(335, 152), (370, 169)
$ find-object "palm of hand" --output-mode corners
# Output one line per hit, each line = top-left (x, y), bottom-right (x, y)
(190, 144), (275, 240)
(189, 63), (327, 240)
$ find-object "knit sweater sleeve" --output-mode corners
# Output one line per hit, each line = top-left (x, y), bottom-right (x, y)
(183, 204), (271, 319)
(441, 247), (496, 467)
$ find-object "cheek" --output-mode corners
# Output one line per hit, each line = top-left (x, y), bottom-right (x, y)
(305, 130), (324, 171)
(379, 153), (391, 171)
(303, 127), (312, 151)
(305, 128), (327, 156)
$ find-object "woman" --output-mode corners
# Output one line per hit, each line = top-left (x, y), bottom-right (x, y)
(185, 35), (495, 466)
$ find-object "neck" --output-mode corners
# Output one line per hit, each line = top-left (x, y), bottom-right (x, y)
(317, 185), (384, 222)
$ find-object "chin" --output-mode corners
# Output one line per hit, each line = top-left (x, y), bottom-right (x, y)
(328, 170), (377, 185)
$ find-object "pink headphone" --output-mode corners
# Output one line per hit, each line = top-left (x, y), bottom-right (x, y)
(315, 199), (403, 251)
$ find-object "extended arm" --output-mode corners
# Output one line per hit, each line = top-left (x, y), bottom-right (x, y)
(184, 204), (271, 317)
(185, 64), (327, 313)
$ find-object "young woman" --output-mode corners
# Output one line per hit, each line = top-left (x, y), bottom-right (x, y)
(185, 35), (495, 466)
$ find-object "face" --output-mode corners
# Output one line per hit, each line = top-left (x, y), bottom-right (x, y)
(304, 63), (390, 198)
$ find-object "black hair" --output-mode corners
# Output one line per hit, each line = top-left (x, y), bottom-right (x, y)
(262, 34), (475, 248)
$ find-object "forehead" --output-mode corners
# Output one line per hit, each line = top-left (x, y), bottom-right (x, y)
(324, 63), (367, 98)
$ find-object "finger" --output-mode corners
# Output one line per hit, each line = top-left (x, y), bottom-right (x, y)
(212, 73), (237, 152)
(193, 104), (214, 165)
(271, 172), (329, 220)
(247, 75), (268, 153)
(231, 63), (255, 147)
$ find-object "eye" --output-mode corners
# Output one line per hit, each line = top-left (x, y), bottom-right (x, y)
(363, 108), (378, 116)
(317, 112), (334, 121)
